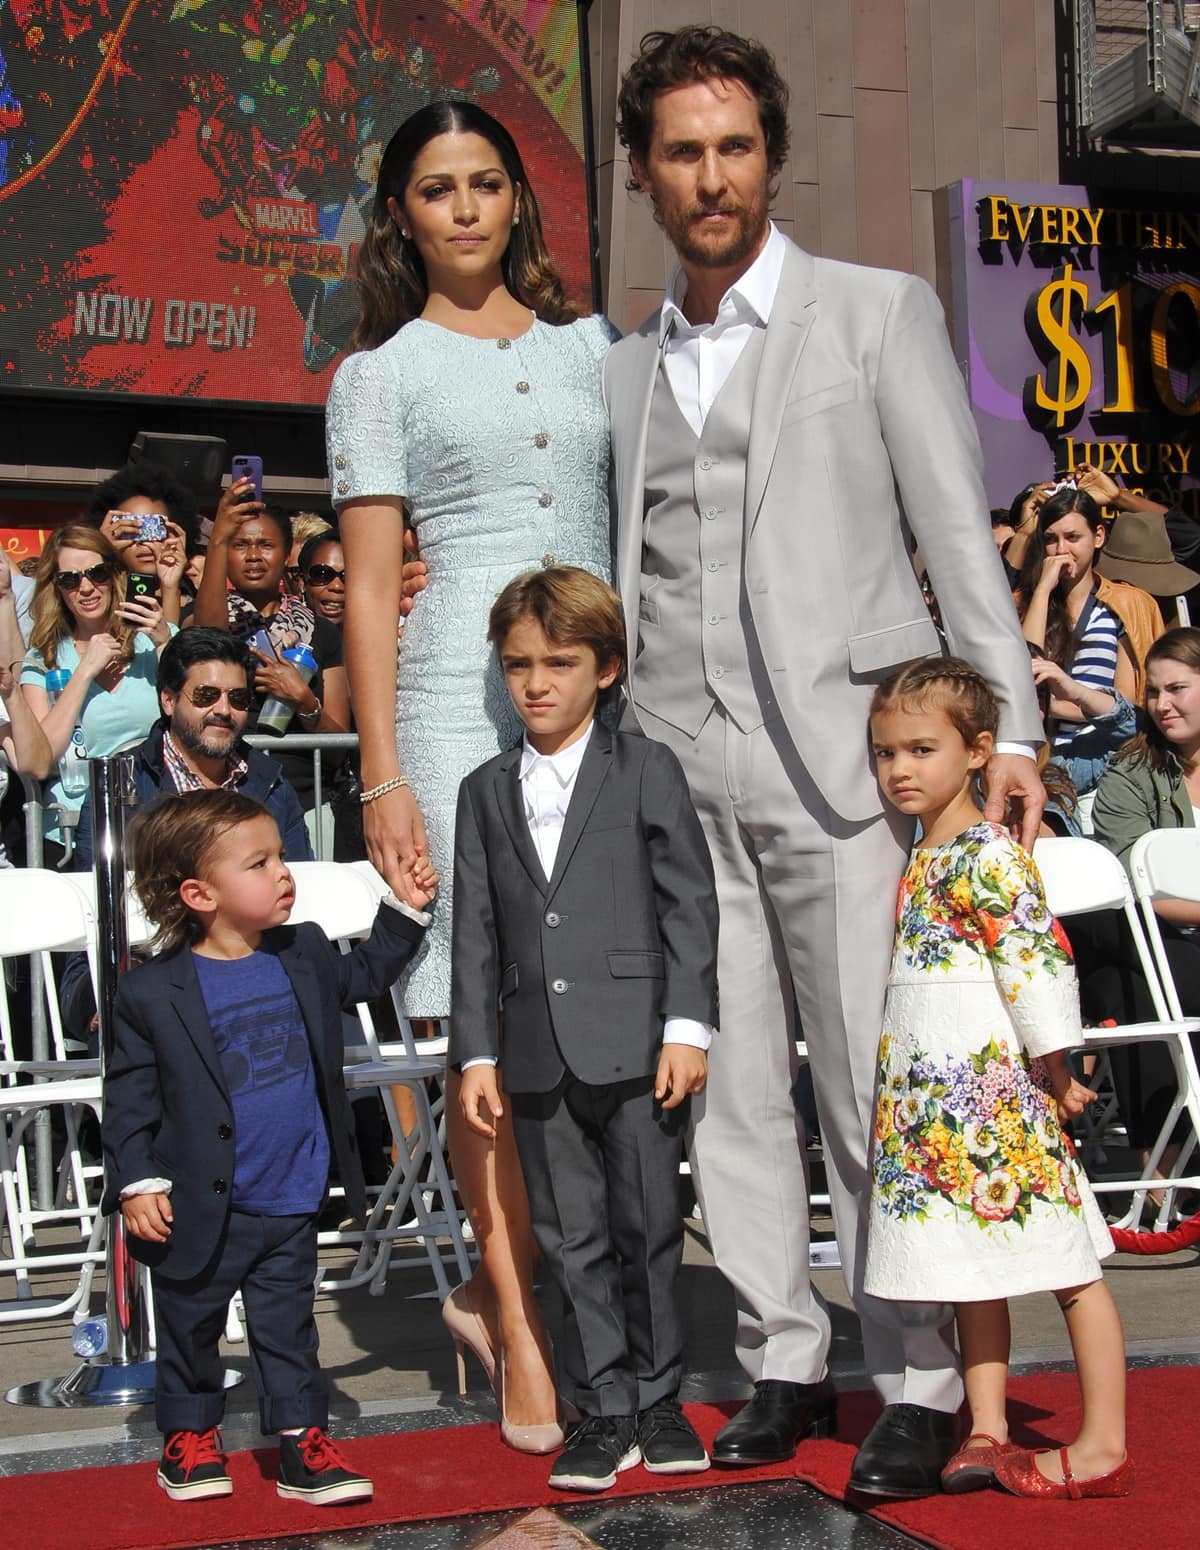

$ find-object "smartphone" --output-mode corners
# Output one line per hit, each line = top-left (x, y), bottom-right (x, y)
(135, 514), (168, 543)
(127, 571), (160, 601)
(231, 454), (263, 501)
(248, 627), (277, 662)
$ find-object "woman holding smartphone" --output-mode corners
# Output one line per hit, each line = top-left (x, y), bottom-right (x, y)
(326, 101), (615, 1452)
(20, 525), (172, 866)
(85, 463), (194, 625)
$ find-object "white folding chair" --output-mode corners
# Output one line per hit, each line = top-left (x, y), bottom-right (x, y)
(59, 869), (157, 957)
(1124, 830), (1200, 1216)
(1033, 836), (1200, 1227)
(286, 862), (470, 1297)
(0, 869), (105, 1320)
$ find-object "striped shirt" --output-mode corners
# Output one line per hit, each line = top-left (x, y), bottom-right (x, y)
(1052, 595), (1122, 753)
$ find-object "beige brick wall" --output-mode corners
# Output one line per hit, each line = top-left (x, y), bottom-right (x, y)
(588, 0), (1061, 329)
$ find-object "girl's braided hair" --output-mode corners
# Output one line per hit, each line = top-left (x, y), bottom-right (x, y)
(869, 656), (999, 745)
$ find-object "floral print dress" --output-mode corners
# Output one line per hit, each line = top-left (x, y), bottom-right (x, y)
(864, 821), (1112, 1302)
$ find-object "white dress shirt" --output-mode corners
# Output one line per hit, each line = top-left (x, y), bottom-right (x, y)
(657, 224), (1035, 764)
(463, 721), (712, 1069)
(659, 221), (787, 437)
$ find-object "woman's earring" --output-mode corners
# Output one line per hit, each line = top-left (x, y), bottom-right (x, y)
(512, 213), (520, 227)
(399, 228), (411, 240)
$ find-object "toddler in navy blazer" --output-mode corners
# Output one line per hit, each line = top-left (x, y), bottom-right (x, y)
(102, 789), (437, 1506)
(451, 566), (720, 1492)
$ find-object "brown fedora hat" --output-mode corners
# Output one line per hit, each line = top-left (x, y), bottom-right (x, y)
(1096, 511), (1200, 596)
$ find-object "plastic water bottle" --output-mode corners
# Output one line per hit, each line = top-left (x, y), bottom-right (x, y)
(71, 1316), (108, 1358)
(257, 643), (318, 736)
(45, 667), (90, 797)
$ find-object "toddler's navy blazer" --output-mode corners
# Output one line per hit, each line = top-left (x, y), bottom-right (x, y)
(102, 903), (425, 1281)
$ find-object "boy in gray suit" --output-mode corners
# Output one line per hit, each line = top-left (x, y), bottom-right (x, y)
(451, 566), (720, 1492)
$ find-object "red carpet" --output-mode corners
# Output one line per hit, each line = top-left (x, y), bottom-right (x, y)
(0, 1404), (799, 1550)
(795, 1365), (1192, 1550)
(1, 1368), (1191, 1550)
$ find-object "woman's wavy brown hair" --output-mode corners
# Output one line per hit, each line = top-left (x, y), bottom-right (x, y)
(1116, 626), (1200, 773)
(350, 100), (580, 351)
(617, 25), (791, 191)
(29, 525), (130, 672)
(1015, 487), (1107, 667)
(129, 789), (273, 954)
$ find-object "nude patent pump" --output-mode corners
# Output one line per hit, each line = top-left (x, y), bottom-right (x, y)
(440, 1283), (566, 1455)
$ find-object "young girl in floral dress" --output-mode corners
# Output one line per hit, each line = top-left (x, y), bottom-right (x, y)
(864, 657), (1132, 1501)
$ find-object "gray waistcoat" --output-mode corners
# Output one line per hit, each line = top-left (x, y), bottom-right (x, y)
(633, 327), (777, 737)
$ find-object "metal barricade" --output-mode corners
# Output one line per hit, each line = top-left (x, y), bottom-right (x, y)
(244, 731), (358, 860)
(21, 732), (359, 865)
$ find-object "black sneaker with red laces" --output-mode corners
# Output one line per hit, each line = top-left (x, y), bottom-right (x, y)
(276, 1427), (373, 1505)
(157, 1427), (233, 1501)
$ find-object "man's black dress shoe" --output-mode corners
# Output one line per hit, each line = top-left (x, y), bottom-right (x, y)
(847, 1403), (958, 1498)
(711, 1377), (838, 1466)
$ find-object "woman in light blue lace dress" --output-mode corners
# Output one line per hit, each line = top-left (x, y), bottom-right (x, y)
(326, 101), (615, 1451)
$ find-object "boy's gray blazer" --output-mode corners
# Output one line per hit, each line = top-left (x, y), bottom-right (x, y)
(450, 719), (719, 1093)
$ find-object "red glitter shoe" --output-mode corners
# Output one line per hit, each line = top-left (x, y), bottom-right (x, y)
(940, 1432), (1018, 1494)
(995, 1446), (1135, 1499)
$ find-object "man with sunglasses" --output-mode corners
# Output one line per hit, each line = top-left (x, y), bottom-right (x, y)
(71, 628), (312, 871)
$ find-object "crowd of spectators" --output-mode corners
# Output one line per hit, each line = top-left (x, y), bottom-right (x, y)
(1, 470), (347, 868)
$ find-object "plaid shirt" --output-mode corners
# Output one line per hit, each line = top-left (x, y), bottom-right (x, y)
(161, 730), (249, 793)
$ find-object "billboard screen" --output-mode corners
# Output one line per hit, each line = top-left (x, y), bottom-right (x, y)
(0, 1), (593, 408)
(943, 178), (1199, 516)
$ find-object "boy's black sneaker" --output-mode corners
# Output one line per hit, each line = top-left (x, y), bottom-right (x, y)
(157, 1427), (233, 1501)
(277, 1427), (373, 1505)
(549, 1414), (640, 1492)
(638, 1399), (711, 1474)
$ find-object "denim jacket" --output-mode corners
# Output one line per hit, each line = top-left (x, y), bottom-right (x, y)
(1050, 692), (1137, 797)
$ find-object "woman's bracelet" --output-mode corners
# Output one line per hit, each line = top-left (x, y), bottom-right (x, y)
(360, 775), (409, 805)
(296, 699), (322, 726)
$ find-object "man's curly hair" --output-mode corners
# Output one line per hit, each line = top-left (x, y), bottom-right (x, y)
(617, 26), (790, 192)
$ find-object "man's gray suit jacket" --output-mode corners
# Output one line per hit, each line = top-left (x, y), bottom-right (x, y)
(605, 235), (1043, 821)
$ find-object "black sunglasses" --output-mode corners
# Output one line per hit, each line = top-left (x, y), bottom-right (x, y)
(306, 563), (346, 585)
(186, 686), (254, 710)
(55, 563), (112, 592)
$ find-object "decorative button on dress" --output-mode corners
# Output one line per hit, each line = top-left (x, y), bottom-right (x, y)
(325, 314), (617, 1016)
(864, 822), (1112, 1303)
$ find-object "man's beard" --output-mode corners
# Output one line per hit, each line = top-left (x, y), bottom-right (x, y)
(174, 717), (238, 763)
(660, 188), (769, 271)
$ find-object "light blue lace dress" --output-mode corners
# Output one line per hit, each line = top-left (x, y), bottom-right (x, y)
(325, 313), (618, 1015)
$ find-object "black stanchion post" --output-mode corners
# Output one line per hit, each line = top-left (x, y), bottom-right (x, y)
(86, 750), (155, 1387)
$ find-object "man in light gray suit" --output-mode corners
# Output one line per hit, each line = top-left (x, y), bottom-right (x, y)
(606, 26), (1045, 1497)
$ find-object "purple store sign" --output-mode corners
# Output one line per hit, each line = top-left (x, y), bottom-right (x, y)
(941, 179), (1199, 516)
